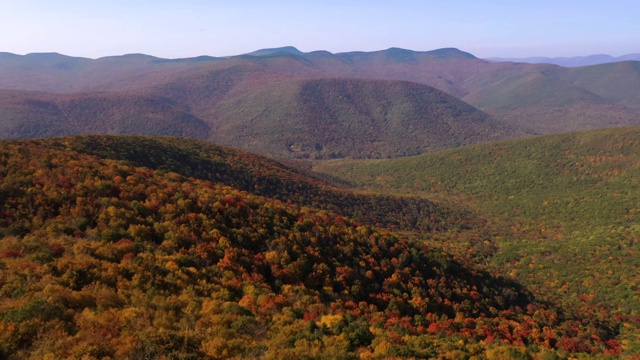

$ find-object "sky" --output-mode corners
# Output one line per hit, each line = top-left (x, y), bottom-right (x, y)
(0, 0), (638, 59)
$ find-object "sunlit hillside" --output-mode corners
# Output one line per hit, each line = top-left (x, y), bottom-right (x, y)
(0, 135), (622, 358)
(315, 127), (640, 355)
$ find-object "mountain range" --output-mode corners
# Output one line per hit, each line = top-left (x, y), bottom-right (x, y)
(1, 46), (639, 159)
(2, 45), (640, 358)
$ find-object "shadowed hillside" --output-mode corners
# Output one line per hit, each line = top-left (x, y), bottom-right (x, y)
(0, 90), (212, 140)
(209, 78), (513, 159)
(64, 135), (474, 232)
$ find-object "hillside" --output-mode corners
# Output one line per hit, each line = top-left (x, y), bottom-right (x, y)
(0, 135), (617, 358)
(0, 90), (212, 140)
(0, 72), (518, 160)
(64, 135), (472, 232)
(2, 48), (640, 155)
(315, 126), (640, 354)
(209, 78), (513, 159)
(569, 61), (640, 105)
(459, 63), (640, 134)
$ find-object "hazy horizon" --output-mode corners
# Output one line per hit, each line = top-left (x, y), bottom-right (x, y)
(0, 0), (638, 59)
(2, 46), (640, 62)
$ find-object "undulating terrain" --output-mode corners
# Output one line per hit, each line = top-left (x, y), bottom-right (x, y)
(1, 46), (640, 359)
(315, 126), (640, 357)
(2, 47), (640, 159)
(2, 135), (624, 359)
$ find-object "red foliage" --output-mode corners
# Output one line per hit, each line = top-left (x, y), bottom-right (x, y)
(604, 339), (621, 355)
(48, 242), (65, 256)
(0, 249), (22, 258)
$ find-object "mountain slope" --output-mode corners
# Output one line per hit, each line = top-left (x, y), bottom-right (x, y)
(461, 67), (640, 134)
(65, 135), (473, 232)
(209, 78), (514, 159)
(0, 135), (614, 358)
(0, 90), (212, 140)
(0, 70), (518, 159)
(2, 47), (640, 156)
(569, 61), (640, 105)
(314, 126), (640, 354)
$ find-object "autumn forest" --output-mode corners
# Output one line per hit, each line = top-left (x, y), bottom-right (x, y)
(1, 47), (640, 359)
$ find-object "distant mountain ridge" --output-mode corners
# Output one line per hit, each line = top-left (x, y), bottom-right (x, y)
(488, 53), (640, 67)
(7, 47), (635, 65)
(1, 46), (640, 158)
(246, 46), (305, 56)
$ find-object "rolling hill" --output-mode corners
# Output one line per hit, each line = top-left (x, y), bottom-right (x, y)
(459, 62), (640, 134)
(568, 60), (640, 105)
(0, 70), (519, 159)
(63, 135), (474, 233)
(2, 47), (640, 157)
(0, 90), (212, 140)
(0, 135), (617, 358)
(208, 78), (513, 159)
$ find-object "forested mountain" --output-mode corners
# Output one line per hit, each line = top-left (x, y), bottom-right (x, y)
(2, 46), (639, 358)
(208, 78), (510, 159)
(63, 135), (472, 232)
(315, 126), (640, 356)
(1, 47), (639, 159)
(0, 135), (619, 358)
(0, 90), (211, 140)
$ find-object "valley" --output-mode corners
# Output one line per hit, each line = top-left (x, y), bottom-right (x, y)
(314, 126), (640, 355)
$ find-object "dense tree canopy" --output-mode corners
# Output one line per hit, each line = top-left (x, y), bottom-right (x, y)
(0, 136), (623, 358)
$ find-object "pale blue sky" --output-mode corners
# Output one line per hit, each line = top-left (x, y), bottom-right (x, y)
(0, 0), (638, 59)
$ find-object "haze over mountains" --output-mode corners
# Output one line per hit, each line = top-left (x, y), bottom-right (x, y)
(488, 53), (640, 67)
(1, 46), (639, 159)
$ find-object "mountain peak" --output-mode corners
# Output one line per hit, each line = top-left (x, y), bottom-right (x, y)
(0, 52), (19, 59)
(425, 48), (477, 59)
(246, 46), (304, 57)
(23, 52), (88, 61)
(378, 47), (419, 63)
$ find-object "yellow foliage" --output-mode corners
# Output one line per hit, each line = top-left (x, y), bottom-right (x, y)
(202, 337), (230, 358)
(486, 345), (530, 360)
(165, 260), (179, 271)
(373, 339), (392, 356)
(318, 314), (342, 329)
(265, 250), (279, 263)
